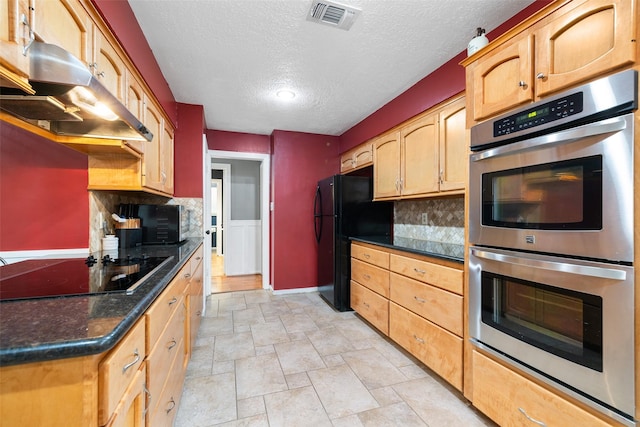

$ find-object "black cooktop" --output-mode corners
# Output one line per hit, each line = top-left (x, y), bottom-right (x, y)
(0, 254), (173, 301)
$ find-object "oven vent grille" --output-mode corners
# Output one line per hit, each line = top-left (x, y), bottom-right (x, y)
(307, 0), (361, 31)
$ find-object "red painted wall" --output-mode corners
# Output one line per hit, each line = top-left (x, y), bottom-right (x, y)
(206, 130), (271, 154)
(340, 0), (554, 152)
(90, 0), (178, 126)
(270, 131), (340, 290)
(174, 103), (205, 197)
(0, 122), (89, 251)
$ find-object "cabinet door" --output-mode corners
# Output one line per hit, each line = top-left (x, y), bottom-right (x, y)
(350, 281), (389, 335)
(340, 152), (354, 173)
(161, 123), (174, 195)
(472, 33), (533, 120)
(0, 0), (32, 91)
(438, 97), (467, 192)
(401, 113), (438, 196)
(373, 131), (401, 199)
(141, 98), (163, 192)
(534, 0), (636, 98)
(94, 29), (125, 102)
(31, 0), (92, 66)
(352, 142), (372, 169)
(105, 363), (146, 427)
(124, 72), (145, 154)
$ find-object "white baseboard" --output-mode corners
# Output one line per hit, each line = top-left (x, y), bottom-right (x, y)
(271, 286), (320, 296)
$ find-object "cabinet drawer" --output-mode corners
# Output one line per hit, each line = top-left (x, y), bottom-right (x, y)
(189, 245), (204, 278)
(104, 362), (146, 427)
(146, 273), (188, 351)
(389, 302), (462, 391)
(390, 272), (463, 336)
(351, 243), (389, 269)
(389, 254), (462, 295)
(99, 319), (146, 425)
(472, 350), (613, 427)
(351, 258), (390, 297)
(149, 344), (186, 427)
(147, 303), (186, 409)
(350, 281), (389, 335)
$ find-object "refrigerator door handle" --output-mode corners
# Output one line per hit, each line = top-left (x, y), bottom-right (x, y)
(314, 185), (323, 243)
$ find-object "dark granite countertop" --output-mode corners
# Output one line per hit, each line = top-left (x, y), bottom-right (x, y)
(0, 238), (203, 366)
(351, 236), (464, 263)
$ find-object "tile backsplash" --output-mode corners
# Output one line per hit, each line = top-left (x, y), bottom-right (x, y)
(394, 197), (464, 245)
(89, 191), (203, 252)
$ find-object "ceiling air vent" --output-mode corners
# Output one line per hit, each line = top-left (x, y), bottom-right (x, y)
(307, 0), (361, 31)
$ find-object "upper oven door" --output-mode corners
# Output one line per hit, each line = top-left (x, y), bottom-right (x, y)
(469, 113), (634, 263)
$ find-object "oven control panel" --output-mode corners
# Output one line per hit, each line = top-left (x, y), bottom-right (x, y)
(493, 92), (584, 137)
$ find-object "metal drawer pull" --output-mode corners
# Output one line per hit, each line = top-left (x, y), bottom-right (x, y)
(363, 253), (371, 259)
(166, 398), (176, 413)
(536, 72), (545, 80)
(414, 296), (426, 303)
(168, 339), (177, 350)
(518, 408), (547, 426)
(122, 349), (140, 374)
(518, 81), (527, 87)
(184, 273), (191, 279)
(168, 297), (178, 305)
(414, 268), (426, 274)
(413, 334), (424, 344)
(363, 274), (371, 280)
(363, 302), (370, 308)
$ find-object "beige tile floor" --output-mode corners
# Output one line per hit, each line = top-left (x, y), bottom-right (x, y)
(175, 290), (496, 427)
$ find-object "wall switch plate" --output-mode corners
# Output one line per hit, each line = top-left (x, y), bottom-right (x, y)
(421, 213), (428, 225)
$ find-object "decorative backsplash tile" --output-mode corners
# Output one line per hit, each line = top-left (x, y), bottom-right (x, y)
(89, 192), (203, 252)
(393, 197), (464, 245)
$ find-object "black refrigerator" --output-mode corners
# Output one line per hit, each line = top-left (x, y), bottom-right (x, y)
(314, 175), (393, 311)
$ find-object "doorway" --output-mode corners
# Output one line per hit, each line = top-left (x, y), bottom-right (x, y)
(206, 150), (270, 293)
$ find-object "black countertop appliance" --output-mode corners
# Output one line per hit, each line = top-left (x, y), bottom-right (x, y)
(314, 175), (393, 311)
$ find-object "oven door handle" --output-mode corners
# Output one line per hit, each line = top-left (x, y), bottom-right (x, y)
(470, 248), (627, 280)
(470, 116), (627, 161)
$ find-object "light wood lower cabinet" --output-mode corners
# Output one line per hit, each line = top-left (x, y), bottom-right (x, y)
(472, 350), (615, 427)
(389, 302), (463, 391)
(0, 244), (204, 427)
(350, 241), (464, 391)
(350, 280), (389, 335)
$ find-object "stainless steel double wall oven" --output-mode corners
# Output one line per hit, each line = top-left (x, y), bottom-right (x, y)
(468, 69), (638, 426)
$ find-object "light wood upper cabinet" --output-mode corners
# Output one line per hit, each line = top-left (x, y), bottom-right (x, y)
(373, 131), (401, 198)
(373, 95), (466, 200)
(141, 97), (163, 192)
(0, 0), (33, 92)
(533, 0), (635, 98)
(467, 0), (636, 121)
(31, 0), (92, 66)
(438, 97), (467, 192)
(340, 142), (373, 173)
(93, 29), (125, 102)
(124, 71), (146, 154)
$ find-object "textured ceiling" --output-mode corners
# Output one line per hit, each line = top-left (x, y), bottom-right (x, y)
(128, 0), (534, 136)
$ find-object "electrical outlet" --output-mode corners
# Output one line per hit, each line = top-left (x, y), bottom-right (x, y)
(421, 213), (428, 225)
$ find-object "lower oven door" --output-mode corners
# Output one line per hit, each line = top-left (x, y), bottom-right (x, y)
(469, 246), (635, 422)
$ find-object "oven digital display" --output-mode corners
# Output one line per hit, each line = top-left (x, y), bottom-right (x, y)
(493, 92), (583, 137)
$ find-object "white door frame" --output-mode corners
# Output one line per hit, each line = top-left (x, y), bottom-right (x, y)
(202, 137), (212, 299)
(211, 163), (230, 261)
(211, 178), (223, 251)
(209, 150), (270, 290)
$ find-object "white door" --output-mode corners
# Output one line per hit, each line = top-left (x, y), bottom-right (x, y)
(202, 137), (212, 299)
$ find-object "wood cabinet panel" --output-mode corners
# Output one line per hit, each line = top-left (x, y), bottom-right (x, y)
(351, 243), (390, 269)
(390, 272), (463, 336)
(401, 114), (439, 196)
(351, 280), (389, 335)
(94, 29), (125, 102)
(341, 142), (373, 173)
(31, 0), (92, 65)
(373, 131), (401, 198)
(98, 319), (146, 425)
(472, 350), (613, 427)
(438, 97), (467, 192)
(0, 0), (32, 91)
(534, 0), (636, 98)
(389, 302), (463, 391)
(145, 270), (188, 352)
(351, 258), (390, 298)
(389, 254), (463, 295)
(105, 363), (146, 427)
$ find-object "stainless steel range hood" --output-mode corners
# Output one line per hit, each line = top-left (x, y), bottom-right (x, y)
(0, 42), (153, 142)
